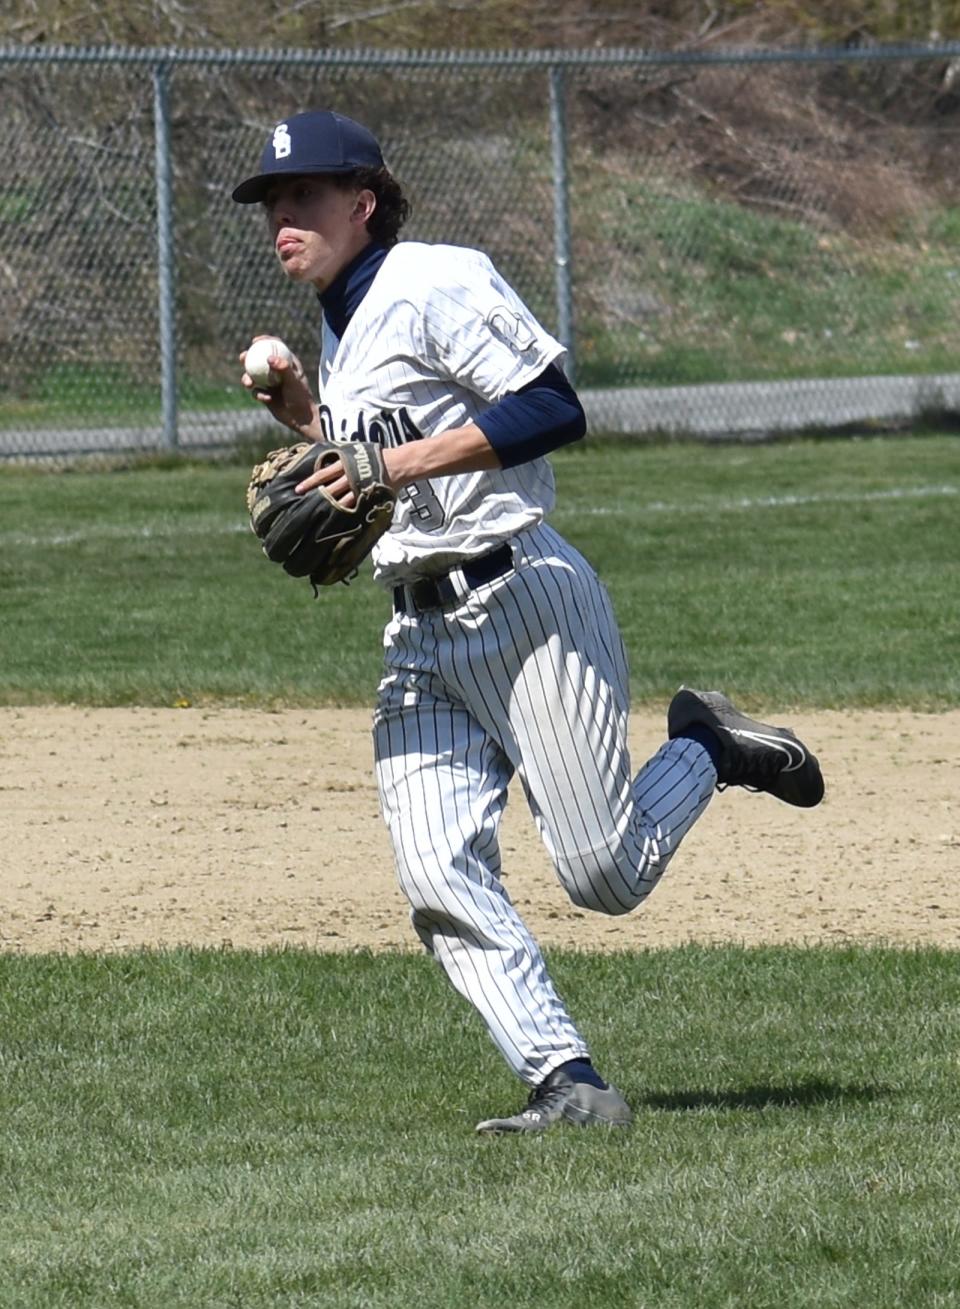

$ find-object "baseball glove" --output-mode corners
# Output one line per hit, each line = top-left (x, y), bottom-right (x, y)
(246, 440), (396, 589)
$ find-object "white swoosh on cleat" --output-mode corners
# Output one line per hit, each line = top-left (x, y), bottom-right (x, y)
(725, 729), (807, 771)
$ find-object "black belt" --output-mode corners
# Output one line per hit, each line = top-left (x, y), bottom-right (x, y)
(393, 542), (515, 614)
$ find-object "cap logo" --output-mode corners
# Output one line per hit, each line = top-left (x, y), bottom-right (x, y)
(272, 124), (292, 160)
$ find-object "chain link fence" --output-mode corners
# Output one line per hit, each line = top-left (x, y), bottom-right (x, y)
(2, 42), (960, 460)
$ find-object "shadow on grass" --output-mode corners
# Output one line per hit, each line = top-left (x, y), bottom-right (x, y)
(638, 1079), (891, 1112)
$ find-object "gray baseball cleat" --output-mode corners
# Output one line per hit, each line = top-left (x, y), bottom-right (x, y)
(475, 1067), (633, 1134)
(668, 687), (824, 808)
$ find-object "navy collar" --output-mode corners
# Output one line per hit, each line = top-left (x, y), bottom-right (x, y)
(319, 242), (389, 340)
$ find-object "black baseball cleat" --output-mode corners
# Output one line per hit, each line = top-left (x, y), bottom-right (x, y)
(667, 687), (824, 808)
(475, 1067), (632, 1134)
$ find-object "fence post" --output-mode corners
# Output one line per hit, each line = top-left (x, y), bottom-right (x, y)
(153, 62), (178, 450)
(548, 64), (575, 385)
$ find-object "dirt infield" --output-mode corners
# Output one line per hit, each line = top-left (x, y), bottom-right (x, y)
(2, 705), (957, 954)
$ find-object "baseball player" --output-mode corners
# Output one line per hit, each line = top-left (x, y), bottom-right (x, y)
(232, 110), (824, 1134)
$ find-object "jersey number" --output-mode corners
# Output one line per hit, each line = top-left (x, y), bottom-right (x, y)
(399, 480), (445, 530)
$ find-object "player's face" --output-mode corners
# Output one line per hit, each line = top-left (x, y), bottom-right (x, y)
(262, 175), (374, 290)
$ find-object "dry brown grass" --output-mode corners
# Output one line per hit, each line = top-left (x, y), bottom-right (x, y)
(6, 1), (960, 54)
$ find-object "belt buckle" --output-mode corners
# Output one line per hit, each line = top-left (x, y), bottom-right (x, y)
(409, 576), (441, 610)
(401, 543), (513, 614)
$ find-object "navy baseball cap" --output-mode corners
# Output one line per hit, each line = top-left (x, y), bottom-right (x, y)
(231, 110), (384, 204)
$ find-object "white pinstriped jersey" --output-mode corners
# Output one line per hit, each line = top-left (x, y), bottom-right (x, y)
(318, 238), (720, 1090)
(317, 242), (565, 585)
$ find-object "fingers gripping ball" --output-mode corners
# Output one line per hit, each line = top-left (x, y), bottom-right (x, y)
(246, 441), (396, 589)
(244, 337), (294, 388)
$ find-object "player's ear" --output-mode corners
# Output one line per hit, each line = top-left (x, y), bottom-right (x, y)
(352, 188), (377, 225)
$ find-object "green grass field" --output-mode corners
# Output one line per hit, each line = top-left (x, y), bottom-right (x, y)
(575, 181), (960, 387)
(0, 364), (249, 430)
(2, 434), (959, 1306)
(0, 432), (957, 708)
(2, 946), (960, 1308)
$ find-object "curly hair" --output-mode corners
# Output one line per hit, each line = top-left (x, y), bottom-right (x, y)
(334, 167), (411, 247)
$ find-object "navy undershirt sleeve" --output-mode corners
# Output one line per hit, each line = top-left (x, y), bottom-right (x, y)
(474, 363), (586, 468)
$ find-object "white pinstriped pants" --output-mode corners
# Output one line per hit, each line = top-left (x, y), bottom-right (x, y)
(373, 522), (716, 1085)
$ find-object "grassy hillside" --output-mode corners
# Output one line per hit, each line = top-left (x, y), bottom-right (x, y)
(5, 1), (960, 51)
(3, 5), (959, 430)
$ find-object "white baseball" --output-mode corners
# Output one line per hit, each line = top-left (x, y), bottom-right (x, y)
(244, 337), (293, 388)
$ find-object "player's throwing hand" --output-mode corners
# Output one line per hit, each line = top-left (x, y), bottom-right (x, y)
(239, 338), (319, 438)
